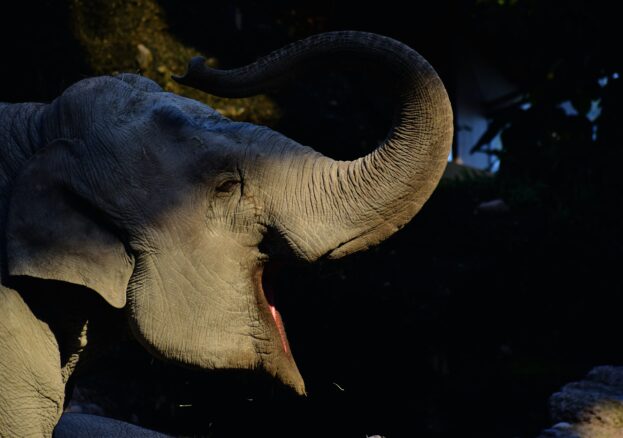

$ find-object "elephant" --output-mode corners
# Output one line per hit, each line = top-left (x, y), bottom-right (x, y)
(0, 31), (452, 436)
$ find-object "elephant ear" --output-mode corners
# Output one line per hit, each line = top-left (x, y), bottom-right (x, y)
(5, 139), (134, 308)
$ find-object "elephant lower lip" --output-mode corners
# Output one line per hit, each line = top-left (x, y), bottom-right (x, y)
(261, 264), (289, 353)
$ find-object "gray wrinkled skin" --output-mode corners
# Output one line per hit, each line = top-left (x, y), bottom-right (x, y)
(0, 32), (452, 436)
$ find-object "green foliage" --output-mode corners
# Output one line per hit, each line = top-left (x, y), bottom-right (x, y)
(470, 0), (622, 221)
(70, 0), (280, 125)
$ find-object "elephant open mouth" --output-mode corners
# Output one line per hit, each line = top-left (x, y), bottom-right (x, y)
(257, 263), (290, 354)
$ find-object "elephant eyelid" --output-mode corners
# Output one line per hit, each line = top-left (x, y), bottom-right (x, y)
(215, 179), (241, 193)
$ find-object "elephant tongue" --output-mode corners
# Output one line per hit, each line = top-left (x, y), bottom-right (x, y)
(263, 266), (289, 353)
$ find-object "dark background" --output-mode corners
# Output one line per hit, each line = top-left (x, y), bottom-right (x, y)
(1, 1), (622, 437)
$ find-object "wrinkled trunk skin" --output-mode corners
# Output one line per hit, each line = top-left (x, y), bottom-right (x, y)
(176, 31), (453, 261)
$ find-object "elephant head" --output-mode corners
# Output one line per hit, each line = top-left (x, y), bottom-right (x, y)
(5, 32), (452, 395)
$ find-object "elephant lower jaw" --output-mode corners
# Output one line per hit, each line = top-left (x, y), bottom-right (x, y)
(126, 254), (305, 396)
(254, 263), (306, 395)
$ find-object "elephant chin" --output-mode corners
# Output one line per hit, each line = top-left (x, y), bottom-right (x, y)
(127, 254), (306, 396)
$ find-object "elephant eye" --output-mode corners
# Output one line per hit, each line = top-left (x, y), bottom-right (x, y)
(215, 179), (241, 194)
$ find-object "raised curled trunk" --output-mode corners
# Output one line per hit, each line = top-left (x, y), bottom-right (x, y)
(175, 31), (453, 260)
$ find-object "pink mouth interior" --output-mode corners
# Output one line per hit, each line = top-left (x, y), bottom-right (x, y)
(268, 302), (288, 353)
(262, 266), (289, 353)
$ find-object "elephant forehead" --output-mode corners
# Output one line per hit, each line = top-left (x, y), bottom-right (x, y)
(146, 93), (222, 127)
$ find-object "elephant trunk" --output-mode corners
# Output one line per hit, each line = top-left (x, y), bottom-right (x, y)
(175, 31), (453, 260)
